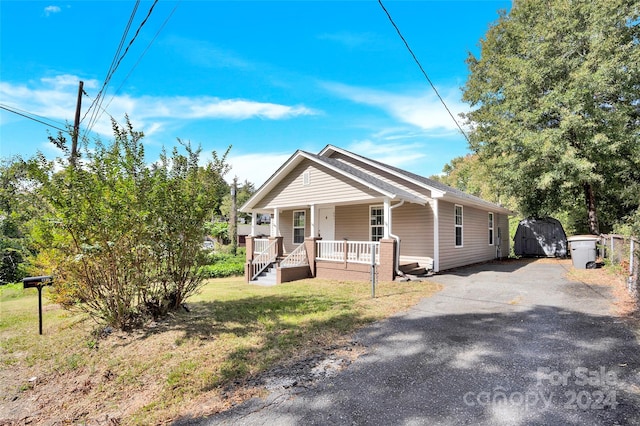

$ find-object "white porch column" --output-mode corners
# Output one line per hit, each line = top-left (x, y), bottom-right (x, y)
(271, 208), (280, 237)
(432, 199), (440, 272)
(310, 204), (316, 239)
(251, 212), (257, 236)
(383, 198), (391, 239)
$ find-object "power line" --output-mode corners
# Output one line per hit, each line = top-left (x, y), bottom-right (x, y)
(81, 91), (124, 130)
(81, 1), (140, 129)
(105, 0), (182, 113)
(0, 104), (69, 128)
(377, 0), (471, 144)
(0, 104), (70, 134)
(83, 0), (159, 138)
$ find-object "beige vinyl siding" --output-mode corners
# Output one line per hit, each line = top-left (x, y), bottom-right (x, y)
(438, 201), (499, 270)
(279, 209), (310, 254)
(335, 205), (370, 241)
(328, 152), (431, 200)
(392, 203), (433, 259)
(255, 160), (381, 210)
(334, 202), (433, 260)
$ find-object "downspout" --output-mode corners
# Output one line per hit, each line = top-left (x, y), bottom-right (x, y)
(388, 199), (405, 276)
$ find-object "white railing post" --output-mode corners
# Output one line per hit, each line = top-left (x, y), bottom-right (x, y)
(251, 239), (278, 280)
(254, 238), (269, 254)
(280, 243), (309, 268)
(316, 240), (379, 265)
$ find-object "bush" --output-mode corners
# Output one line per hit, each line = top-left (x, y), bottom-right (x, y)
(27, 121), (231, 330)
(199, 249), (245, 278)
(199, 262), (244, 279)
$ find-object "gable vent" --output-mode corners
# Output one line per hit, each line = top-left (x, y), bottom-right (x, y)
(302, 171), (310, 186)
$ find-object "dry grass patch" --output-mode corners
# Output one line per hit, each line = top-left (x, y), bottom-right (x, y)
(1, 277), (440, 425)
(565, 259), (639, 319)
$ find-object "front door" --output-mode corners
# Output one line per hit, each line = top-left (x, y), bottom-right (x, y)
(318, 207), (335, 240)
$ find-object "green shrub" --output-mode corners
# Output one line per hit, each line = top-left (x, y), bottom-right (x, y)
(26, 121), (231, 330)
(199, 249), (245, 278)
(199, 262), (244, 278)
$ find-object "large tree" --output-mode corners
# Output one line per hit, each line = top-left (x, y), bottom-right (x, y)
(462, 0), (640, 234)
(430, 153), (516, 209)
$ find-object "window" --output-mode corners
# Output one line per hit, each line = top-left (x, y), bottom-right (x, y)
(293, 210), (305, 244)
(370, 206), (384, 241)
(488, 213), (494, 245)
(455, 205), (463, 247)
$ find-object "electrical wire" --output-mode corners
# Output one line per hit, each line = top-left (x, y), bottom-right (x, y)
(104, 0), (182, 113)
(83, 0), (159, 139)
(0, 103), (69, 129)
(81, 91), (124, 131)
(0, 104), (70, 134)
(377, 0), (471, 144)
(81, 1), (140, 129)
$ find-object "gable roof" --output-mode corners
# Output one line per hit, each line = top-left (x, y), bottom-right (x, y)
(241, 145), (513, 215)
(240, 149), (425, 212)
(320, 145), (513, 214)
(303, 152), (425, 203)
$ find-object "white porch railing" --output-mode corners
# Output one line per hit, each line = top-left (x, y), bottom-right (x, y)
(251, 239), (278, 281)
(254, 238), (270, 255)
(280, 243), (309, 268)
(316, 240), (380, 265)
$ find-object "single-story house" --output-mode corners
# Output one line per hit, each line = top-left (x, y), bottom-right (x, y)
(240, 145), (512, 284)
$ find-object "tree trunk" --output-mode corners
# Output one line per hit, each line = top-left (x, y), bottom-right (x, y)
(583, 182), (599, 235)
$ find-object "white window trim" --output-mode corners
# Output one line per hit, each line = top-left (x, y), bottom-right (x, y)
(455, 204), (463, 248)
(488, 212), (494, 246)
(293, 210), (306, 244)
(370, 205), (384, 242)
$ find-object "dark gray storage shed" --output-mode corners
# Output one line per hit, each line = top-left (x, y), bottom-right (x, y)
(514, 217), (568, 257)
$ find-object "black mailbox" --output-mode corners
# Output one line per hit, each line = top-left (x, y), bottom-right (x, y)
(23, 275), (53, 288)
(22, 275), (53, 335)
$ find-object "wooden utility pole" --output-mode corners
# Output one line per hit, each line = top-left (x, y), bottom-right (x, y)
(230, 177), (238, 255)
(71, 80), (84, 166)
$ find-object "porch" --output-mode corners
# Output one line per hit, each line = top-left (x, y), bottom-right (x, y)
(245, 236), (397, 285)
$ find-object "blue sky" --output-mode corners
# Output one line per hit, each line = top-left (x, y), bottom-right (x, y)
(0, 1), (511, 185)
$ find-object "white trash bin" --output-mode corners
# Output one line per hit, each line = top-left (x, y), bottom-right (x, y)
(567, 235), (599, 269)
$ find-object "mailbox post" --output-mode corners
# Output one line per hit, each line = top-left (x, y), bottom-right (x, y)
(22, 275), (53, 335)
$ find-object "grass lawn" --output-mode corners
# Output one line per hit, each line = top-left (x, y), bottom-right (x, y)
(0, 276), (440, 425)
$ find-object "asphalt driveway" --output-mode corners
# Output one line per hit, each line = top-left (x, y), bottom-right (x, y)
(188, 260), (640, 425)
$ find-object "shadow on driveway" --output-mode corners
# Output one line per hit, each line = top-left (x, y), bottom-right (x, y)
(179, 260), (640, 426)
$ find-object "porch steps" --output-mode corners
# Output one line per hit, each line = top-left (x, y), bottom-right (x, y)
(252, 263), (277, 286)
(399, 262), (429, 277)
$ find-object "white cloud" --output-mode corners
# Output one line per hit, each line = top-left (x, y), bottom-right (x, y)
(346, 140), (427, 168)
(322, 81), (469, 133)
(180, 98), (316, 120)
(44, 5), (61, 16)
(0, 75), (317, 141)
(226, 152), (292, 186)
